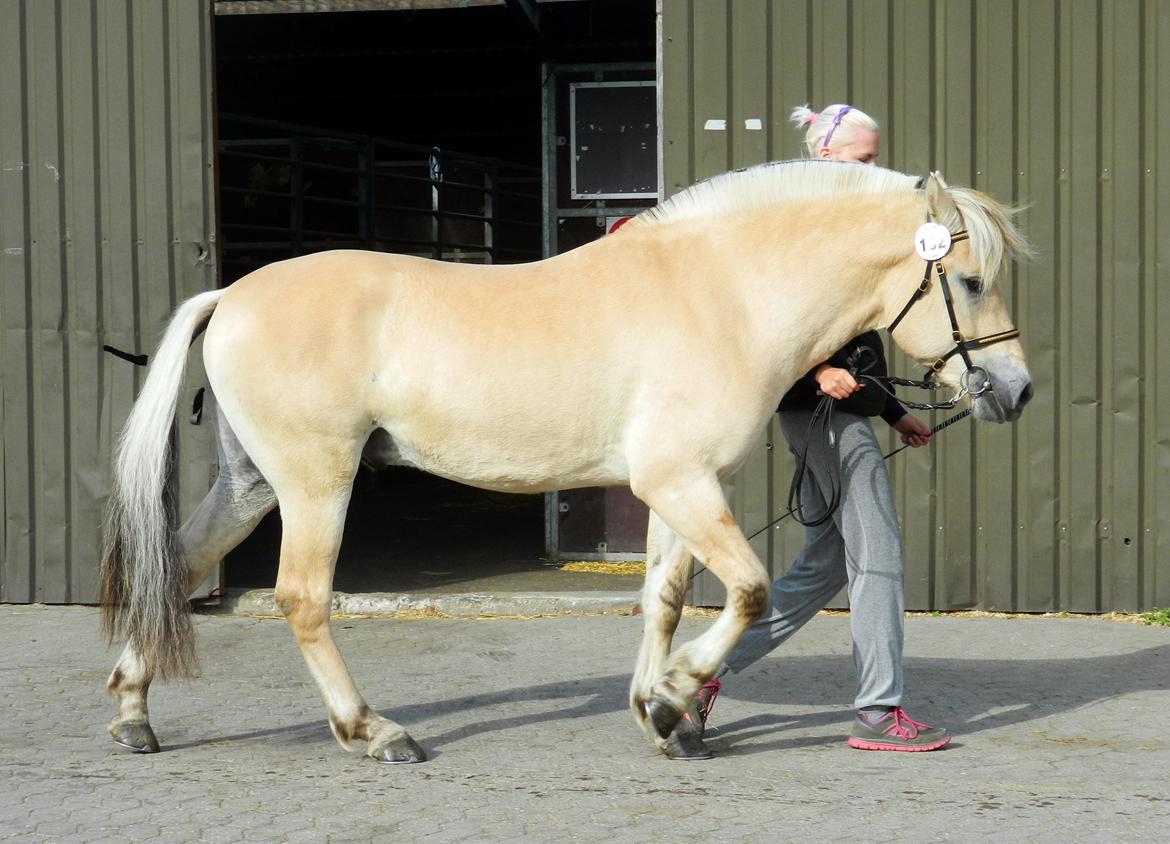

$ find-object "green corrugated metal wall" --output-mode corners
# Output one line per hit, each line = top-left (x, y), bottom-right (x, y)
(3, 0), (1167, 613)
(0, 0), (217, 603)
(664, 0), (1170, 612)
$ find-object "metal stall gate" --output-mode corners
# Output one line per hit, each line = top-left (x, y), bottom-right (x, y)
(661, 0), (1170, 613)
(540, 62), (659, 560)
(218, 114), (542, 284)
(1, 0), (217, 603)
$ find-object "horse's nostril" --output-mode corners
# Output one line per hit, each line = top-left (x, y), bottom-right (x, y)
(1018, 382), (1034, 407)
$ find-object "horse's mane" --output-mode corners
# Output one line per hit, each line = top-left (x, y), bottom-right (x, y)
(628, 159), (1031, 283)
(628, 160), (920, 229)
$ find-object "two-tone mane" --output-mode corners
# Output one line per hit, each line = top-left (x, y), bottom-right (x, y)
(627, 160), (1031, 286)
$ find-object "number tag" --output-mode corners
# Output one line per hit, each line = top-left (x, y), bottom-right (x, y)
(914, 222), (952, 261)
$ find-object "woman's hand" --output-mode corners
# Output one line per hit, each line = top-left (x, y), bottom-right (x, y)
(893, 414), (932, 447)
(815, 365), (862, 400)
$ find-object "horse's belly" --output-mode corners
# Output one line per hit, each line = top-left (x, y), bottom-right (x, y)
(370, 424), (628, 494)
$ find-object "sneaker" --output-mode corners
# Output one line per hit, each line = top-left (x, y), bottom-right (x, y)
(694, 678), (722, 733)
(846, 707), (951, 752)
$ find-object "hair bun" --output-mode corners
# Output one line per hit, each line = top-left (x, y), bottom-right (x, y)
(789, 105), (817, 129)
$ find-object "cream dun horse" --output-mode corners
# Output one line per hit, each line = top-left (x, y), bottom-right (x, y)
(101, 161), (1032, 763)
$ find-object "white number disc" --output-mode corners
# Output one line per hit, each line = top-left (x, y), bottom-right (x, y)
(914, 222), (952, 261)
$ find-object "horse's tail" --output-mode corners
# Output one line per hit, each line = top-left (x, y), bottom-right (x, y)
(100, 288), (226, 680)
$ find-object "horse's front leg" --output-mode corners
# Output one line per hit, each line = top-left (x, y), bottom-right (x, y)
(631, 471), (770, 743)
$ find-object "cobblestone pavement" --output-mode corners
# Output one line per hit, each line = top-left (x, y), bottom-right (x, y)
(1, 606), (1168, 842)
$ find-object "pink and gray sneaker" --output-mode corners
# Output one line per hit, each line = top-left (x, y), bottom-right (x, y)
(846, 707), (951, 751)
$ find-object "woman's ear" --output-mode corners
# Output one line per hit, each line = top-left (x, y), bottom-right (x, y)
(816, 146), (833, 160)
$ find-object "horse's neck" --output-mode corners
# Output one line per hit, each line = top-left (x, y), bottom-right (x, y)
(725, 211), (898, 395)
(755, 283), (883, 399)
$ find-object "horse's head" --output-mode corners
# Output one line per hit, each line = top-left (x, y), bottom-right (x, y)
(883, 172), (1033, 423)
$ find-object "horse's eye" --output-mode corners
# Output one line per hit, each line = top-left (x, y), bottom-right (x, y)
(962, 275), (983, 296)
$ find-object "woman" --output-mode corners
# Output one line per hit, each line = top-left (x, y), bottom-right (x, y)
(696, 104), (949, 752)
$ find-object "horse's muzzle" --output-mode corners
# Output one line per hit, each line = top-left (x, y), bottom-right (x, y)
(974, 373), (1033, 423)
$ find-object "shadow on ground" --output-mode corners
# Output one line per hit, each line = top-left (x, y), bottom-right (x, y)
(171, 642), (1170, 757)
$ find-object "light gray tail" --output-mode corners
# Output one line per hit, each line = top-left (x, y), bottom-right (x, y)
(100, 288), (225, 679)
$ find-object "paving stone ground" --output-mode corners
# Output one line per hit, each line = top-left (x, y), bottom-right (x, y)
(1, 606), (1168, 842)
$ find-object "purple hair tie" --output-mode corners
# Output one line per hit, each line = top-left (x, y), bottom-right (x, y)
(821, 105), (853, 149)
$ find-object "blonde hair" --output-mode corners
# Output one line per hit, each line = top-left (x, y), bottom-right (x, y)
(790, 104), (879, 156)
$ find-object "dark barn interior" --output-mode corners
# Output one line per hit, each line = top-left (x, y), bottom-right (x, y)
(214, 1), (656, 591)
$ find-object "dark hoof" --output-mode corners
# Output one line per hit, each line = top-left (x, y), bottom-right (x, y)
(644, 695), (683, 739)
(111, 721), (160, 753)
(372, 734), (426, 765)
(661, 728), (713, 761)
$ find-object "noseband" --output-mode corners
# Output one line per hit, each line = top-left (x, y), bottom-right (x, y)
(876, 224), (1020, 410)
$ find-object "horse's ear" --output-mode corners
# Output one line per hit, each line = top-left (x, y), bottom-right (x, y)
(925, 171), (960, 225)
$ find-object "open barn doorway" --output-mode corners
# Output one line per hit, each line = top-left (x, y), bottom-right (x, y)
(212, 0), (657, 593)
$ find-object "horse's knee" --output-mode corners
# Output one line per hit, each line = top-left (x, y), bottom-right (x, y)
(732, 573), (770, 624)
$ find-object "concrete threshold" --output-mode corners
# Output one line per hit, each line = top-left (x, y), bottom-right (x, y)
(211, 587), (642, 619)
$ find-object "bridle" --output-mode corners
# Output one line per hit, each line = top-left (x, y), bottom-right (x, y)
(872, 224), (1021, 411)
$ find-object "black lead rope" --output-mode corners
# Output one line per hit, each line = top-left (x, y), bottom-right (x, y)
(757, 404), (974, 541)
(785, 393), (840, 528)
(784, 342), (879, 529)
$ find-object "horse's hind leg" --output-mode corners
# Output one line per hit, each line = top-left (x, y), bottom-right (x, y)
(630, 512), (690, 718)
(271, 466), (424, 764)
(630, 471), (770, 742)
(107, 414), (276, 752)
(630, 512), (710, 759)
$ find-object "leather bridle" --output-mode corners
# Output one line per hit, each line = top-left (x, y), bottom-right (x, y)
(877, 228), (1021, 410)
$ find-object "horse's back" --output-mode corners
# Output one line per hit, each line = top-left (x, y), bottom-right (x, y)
(201, 249), (642, 489)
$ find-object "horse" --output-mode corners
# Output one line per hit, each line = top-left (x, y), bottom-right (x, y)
(100, 160), (1033, 764)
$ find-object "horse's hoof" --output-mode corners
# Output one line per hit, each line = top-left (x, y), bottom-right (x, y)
(371, 734), (426, 765)
(110, 721), (160, 753)
(644, 695), (683, 739)
(658, 728), (714, 761)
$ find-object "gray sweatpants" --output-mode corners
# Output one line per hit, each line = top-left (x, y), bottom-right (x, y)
(724, 409), (905, 710)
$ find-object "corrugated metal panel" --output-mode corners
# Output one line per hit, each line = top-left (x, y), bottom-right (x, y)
(1, 0), (217, 603)
(664, 0), (1170, 612)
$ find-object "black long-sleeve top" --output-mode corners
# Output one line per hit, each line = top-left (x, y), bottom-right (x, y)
(777, 330), (907, 427)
